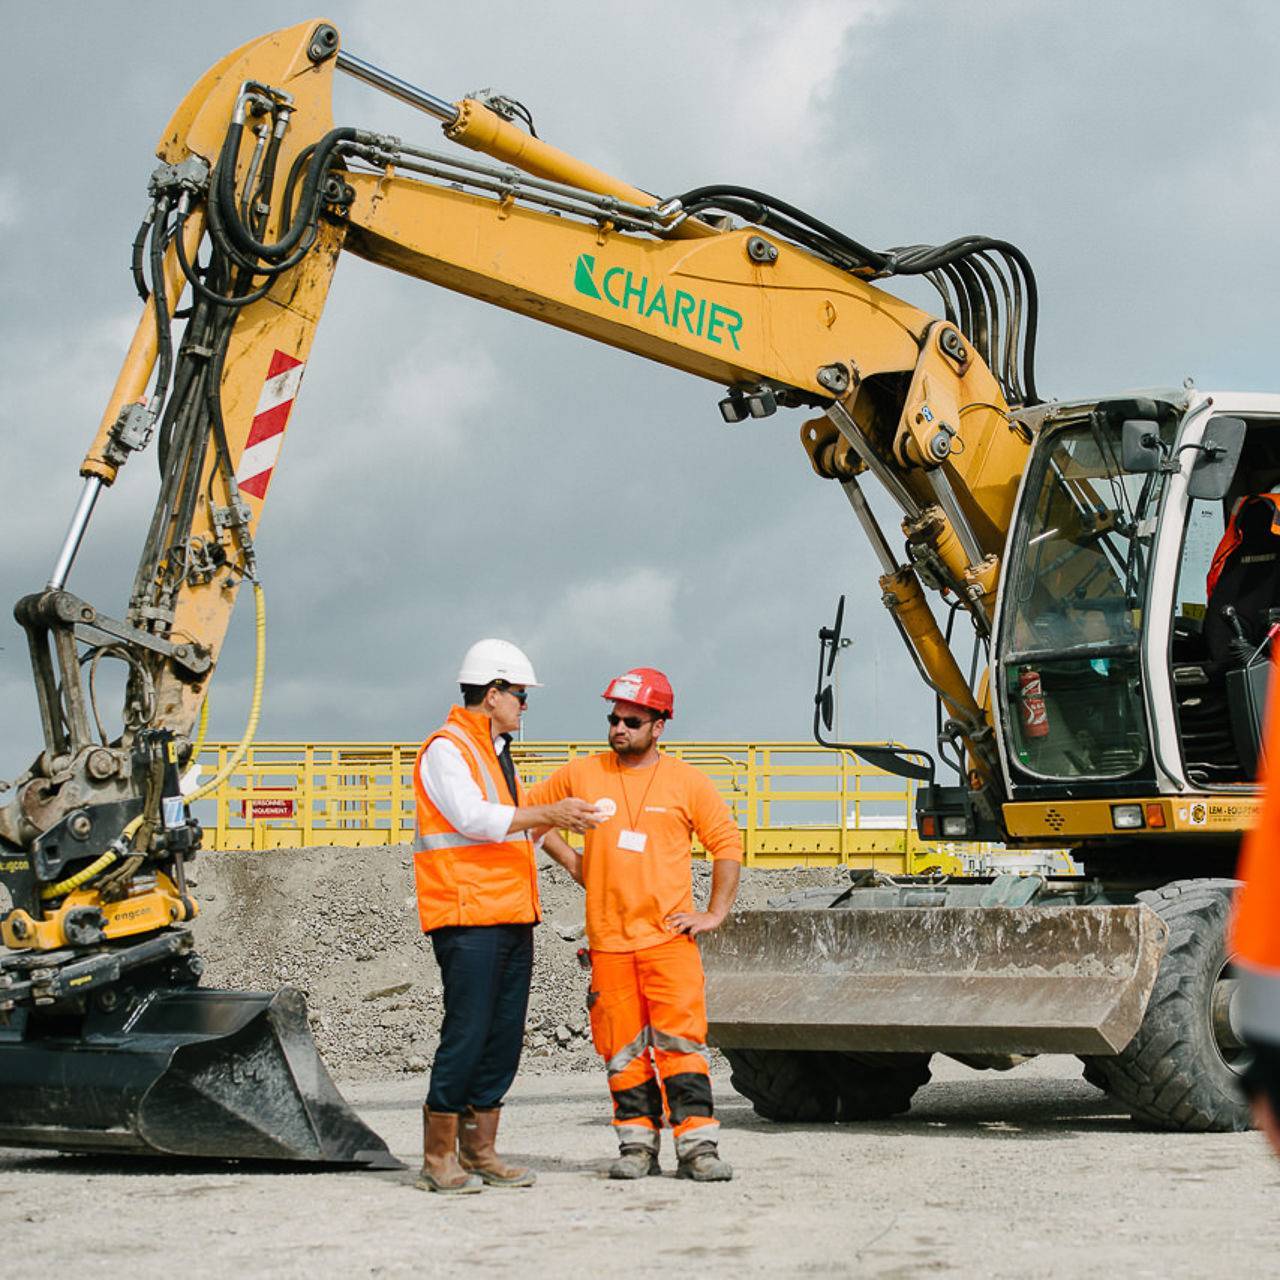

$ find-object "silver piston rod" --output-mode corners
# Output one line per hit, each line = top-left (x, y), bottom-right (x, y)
(335, 50), (459, 126)
(48, 476), (103, 590)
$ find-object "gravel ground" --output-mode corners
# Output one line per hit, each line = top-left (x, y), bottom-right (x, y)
(2, 847), (1274, 1276)
(1, 1058), (1273, 1277)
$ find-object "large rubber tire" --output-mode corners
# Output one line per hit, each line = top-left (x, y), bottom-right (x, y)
(725, 1047), (932, 1122)
(1081, 878), (1251, 1132)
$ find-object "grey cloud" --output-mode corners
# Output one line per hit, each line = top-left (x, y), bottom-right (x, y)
(2, 1), (1277, 783)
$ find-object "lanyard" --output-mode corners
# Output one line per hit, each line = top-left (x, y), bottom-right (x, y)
(617, 756), (661, 830)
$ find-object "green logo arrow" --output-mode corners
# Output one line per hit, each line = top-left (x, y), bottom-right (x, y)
(573, 253), (602, 299)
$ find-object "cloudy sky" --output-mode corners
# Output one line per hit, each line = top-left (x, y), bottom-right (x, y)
(1, 1), (1278, 780)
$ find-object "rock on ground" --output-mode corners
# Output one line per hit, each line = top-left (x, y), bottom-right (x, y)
(189, 845), (845, 1078)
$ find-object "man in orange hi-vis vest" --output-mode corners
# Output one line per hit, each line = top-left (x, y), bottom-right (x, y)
(412, 638), (597, 1195)
(529, 666), (743, 1182)
(1234, 657), (1280, 1155)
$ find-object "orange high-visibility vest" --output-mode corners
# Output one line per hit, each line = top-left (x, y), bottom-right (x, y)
(412, 705), (540, 933)
(1233, 653), (1280, 1040)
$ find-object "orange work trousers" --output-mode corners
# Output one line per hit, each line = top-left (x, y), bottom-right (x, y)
(587, 935), (719, 1156)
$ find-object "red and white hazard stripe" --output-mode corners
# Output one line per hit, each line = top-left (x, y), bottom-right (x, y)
(234, 350), (306, 500)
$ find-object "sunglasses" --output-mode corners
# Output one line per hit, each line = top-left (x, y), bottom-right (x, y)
(607, 713), (654, 729)
(494, 683), (528, 706)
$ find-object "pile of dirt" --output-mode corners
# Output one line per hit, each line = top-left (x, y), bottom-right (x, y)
(188, 846), (846, 1080)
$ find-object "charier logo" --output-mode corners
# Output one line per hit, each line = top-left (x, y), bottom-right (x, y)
(573, 254), (743, 350)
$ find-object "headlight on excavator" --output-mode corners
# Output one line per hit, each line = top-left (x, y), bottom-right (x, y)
(1111, 804), (1145, 830)
(941, 814), (972, 837)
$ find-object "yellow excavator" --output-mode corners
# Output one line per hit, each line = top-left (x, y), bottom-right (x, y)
(1, 20), (1272, 1159)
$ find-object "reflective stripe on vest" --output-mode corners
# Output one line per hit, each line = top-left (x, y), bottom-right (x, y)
(412, 831), (490, 853)
(411, 728), (502, 851)
(431, 728), (500, 807)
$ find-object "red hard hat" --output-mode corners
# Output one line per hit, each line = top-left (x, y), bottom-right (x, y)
(601, 667), (674, 718)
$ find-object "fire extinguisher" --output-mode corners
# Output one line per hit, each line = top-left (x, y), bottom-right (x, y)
(1019, 669), (1050, 738)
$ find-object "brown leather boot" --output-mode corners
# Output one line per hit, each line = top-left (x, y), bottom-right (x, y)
(458, 1106), (536, 1187)
(415, 1106), (482, 1194)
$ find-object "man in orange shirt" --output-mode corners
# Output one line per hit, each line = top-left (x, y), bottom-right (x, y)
(529, 666), (742, 1182)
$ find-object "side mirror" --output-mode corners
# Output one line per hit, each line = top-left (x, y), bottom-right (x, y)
(1187, 416), (1246, 501)
(819, 684), (834, 732)
(1121, 419), (1164, 473)
(818, 595), (845, 677)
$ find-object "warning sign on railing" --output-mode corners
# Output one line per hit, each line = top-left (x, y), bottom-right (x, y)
(242, 797), (296, 820)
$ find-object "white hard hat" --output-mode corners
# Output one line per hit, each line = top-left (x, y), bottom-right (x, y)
(457, 638), (543, 687)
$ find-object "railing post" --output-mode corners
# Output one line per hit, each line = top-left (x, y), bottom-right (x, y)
(392, 742), (404, 844)
(303, 744), (314, 845)
(745, 745), (758, 866)
(839, 751), (850, 864)
(217, 743), (228, 850)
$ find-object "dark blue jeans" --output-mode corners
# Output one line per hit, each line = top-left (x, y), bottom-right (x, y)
(426, 923), (534, 1114)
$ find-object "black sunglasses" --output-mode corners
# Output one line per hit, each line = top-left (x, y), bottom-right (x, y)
(607, 713), (654, 729)
(493, 682), (528, 705)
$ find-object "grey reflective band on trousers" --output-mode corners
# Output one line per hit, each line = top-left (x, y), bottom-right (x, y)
(651, 1028), (711, 1065)
(605, 1027), (652, 1078)
(605, 1026), (711, 1077)
(673, 1121), (721, 1156)
(614, 1123), (660, 1152)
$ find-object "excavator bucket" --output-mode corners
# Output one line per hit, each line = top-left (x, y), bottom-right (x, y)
(702, 904), (1169, 1056)
(0, 986), (401, 1167)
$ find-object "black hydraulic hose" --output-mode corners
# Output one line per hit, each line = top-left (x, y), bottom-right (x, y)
(133, 348), (207, 610)
(960, 263), (993, 370)
(280, 143), (319, 229)
(890, 238), (1040, 404)
(242, 122), (286, 238)
(155, 342), (202, 475)
(131, 207), (154, 302)
(676, 184), (891, 271)
(215, 123), (355, 261)
(169, 403), (214, 585)
(175, 210), (277, 308)
(678, 193), (861, 269)
(204, 169), (317, 281)
(937, 261), (973, 343)
(923, 268), (958, 327)
(675, 184), (1043, 402)
(202, 319), (237, 502)
(148, 196), (174, 412)
(974, 251), (1018, 401)
(897, 237), (1040, 403)
(251, 127), (286, 235)
(958, 256), (997, 371)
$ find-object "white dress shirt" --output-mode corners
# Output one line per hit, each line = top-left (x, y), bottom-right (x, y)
(420, 730), (517, 843)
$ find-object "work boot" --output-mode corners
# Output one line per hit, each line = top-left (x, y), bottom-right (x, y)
(608, 1145), (662, 1180)
(415, 1106), (482, 1195)
(459, 1106), (536, 1188)
(676, 1142), (733, 1182)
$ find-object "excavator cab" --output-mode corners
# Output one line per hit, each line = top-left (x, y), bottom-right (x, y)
(995, 390), (1280, 807)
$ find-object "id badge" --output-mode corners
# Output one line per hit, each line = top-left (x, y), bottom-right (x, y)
(618, 829), (648, 853)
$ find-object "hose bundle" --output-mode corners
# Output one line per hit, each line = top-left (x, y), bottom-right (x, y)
(674, 184), (1040, 406)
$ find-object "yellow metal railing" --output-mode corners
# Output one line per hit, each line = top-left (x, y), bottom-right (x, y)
(190, 740), (974, 872)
